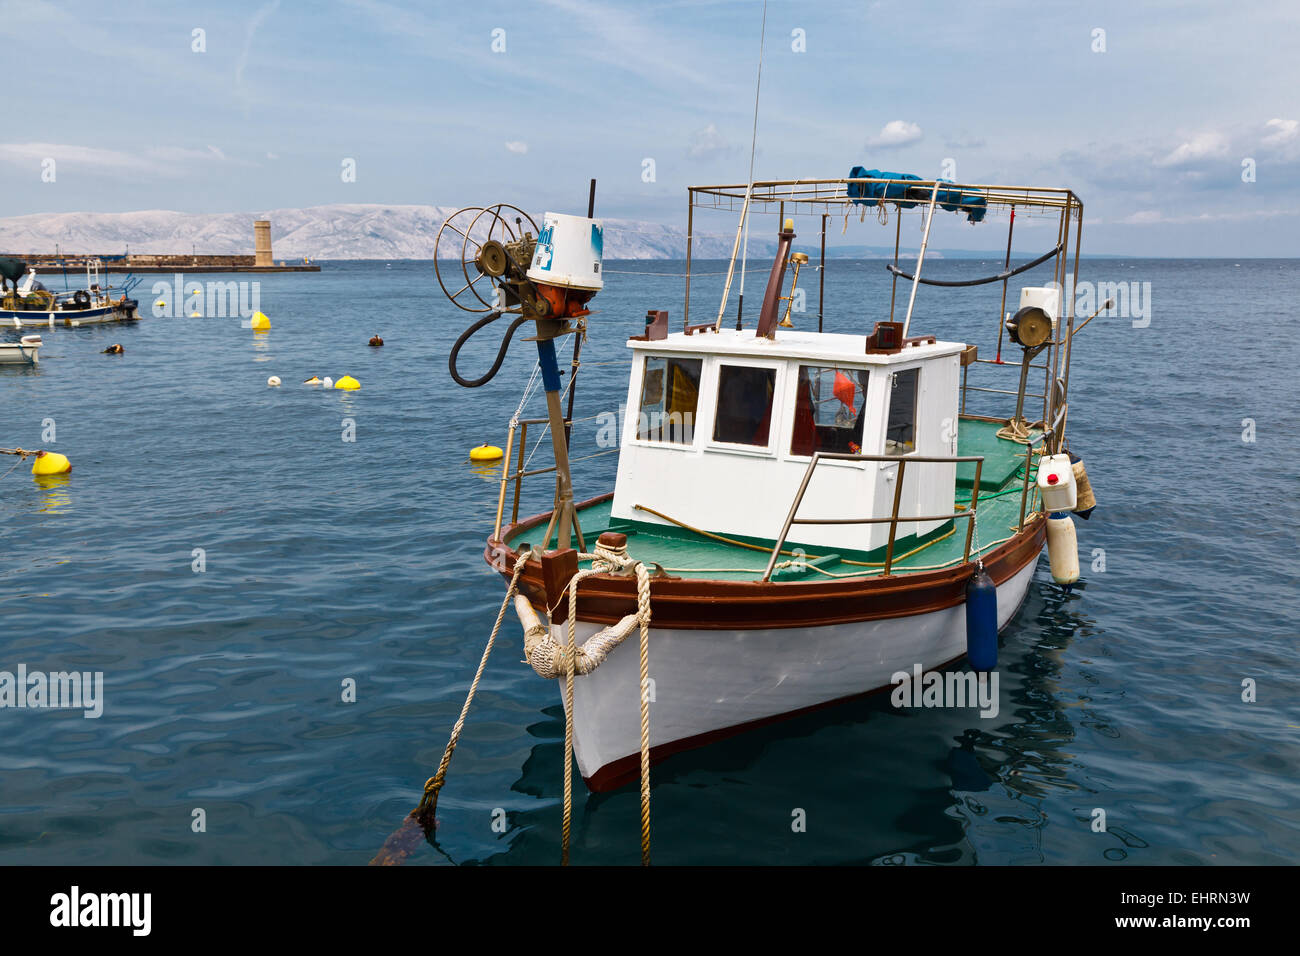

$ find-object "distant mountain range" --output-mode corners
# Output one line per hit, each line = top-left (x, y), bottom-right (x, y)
(0, 203), (760, 261)
(3, 203), (1140, 262)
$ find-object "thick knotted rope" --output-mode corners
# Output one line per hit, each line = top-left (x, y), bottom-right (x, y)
(554, 539), (653, 866)
(381, 538), (653, 867)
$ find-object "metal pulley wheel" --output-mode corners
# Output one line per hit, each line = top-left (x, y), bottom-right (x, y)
(1006, 305), (1053, 348)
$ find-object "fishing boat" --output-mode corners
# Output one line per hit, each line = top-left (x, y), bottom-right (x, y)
(0, 257), (140, 328)
(432, 172), (1100, 803)
(0, 334), (41, 365)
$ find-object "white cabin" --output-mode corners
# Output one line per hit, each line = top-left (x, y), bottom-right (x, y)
(611, 328), (965, 554)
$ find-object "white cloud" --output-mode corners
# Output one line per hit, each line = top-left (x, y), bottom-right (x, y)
(1118, 207), (1296, 226)
(1262, 118), (1298, 146)
(0, 142), (152, 172)
(504, 141), (528, 155)
(687, 123), (734, 159)
(0, 142), (249, 177)
(1120, 210), (1165, 225)
(235, 0), (281, 91)
(1154, 131), (1229, 167)
(865, 120), (922, 150)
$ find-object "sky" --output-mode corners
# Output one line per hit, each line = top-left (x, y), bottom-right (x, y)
(2, 0), (1298, 256)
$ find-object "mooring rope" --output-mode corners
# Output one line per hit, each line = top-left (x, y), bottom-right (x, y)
(555, 541), (653, 865)
(0, 447), (38, 483)
(411, 553), (530, 830)
(995, 417), (1047, 444)
(395, 537), (653, 867)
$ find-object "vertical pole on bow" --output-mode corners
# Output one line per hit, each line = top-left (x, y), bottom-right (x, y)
(563, 179), (596, 450)
(537, 336), (581, 552)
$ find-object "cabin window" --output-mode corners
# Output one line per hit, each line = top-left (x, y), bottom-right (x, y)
(790, 365), (871, 456)
(637, 355), (701, 443)
(713, 364), (776, 446)
(885, 367), (919, 454)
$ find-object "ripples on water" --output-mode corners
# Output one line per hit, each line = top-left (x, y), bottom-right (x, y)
(0, 258), (1296, 865)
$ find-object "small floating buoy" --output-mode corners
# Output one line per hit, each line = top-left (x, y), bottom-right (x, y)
(267, 376), (282, 387)
(965, 566), (998, 671)
(321, 376), (334, 389)
(190, 311), (202, 318)
(102, 343), (124, 354)
(191, 288), (201, 295)
(369, 335), (384, 347)
(250, 311), (271, 331)
(470, 444), (504, 462)
(1046, 512), (1080, 589)
(155, 299), (166, 308)
(303, 375), (322, 385)
(334, 375), (360, 390)
(31, 450), (71, 476)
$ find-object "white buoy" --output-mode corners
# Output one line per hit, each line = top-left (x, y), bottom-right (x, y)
(267, 376), (282, 387)
(1046, 512), (1080, 587)
(321, 376), (334, 389)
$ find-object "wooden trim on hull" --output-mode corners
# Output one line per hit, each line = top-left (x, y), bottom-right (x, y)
(486, 493), (1046, 631)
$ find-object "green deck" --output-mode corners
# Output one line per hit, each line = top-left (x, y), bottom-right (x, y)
(507, 417), (1042, 582)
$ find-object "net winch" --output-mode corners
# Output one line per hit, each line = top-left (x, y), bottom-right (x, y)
(435, 181), (604, 551)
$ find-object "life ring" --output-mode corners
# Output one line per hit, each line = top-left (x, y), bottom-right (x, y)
(72, 290), (91, 309)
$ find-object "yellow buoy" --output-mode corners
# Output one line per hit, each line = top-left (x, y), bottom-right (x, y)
(250, 311), (271, 331)
(31, 450), (71, 476)
(190, 311), (201, 318)
(155, 300), (166, 308)
(470, 444), (504, 462)
(303, 376), (322, 385)
(334, 375), (360, 390)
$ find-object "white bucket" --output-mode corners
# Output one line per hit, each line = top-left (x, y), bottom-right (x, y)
(527, 212), (604, 291)
(1020, 285), (1061, 322)
(1036, 452), (1077, 512)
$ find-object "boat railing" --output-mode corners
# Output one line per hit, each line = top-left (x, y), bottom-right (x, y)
(961, 356), (1050, 418)
(492, 413), (619, 540)
(761, 452), (990, 583)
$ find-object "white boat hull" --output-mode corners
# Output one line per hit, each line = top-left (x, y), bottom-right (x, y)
(3, 305), (137, 328)
(0, 341), (41, 365)
(556, 554), (1040, 787)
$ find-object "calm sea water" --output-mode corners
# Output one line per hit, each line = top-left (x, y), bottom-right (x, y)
(1, 257), (1296, 865)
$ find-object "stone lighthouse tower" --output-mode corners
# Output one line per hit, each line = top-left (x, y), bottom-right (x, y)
(254, 220), (273, 267)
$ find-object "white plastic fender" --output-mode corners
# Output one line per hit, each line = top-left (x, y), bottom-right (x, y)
(1046, 512), (1080, 586)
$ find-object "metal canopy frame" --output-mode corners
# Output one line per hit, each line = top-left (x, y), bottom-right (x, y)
(681, 176), (1085, 455)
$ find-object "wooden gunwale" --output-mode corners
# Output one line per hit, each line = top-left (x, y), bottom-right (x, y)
(486, 492), (1045, 631)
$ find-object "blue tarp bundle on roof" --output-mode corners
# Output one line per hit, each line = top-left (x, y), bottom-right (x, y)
(847, 166), (987, 223)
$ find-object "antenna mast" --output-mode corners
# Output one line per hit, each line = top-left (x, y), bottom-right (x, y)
(715, 0), (768, 331)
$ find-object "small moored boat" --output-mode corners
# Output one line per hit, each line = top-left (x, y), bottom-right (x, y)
(433, 171), (1100, 803)
(0, 257), (139, 328)
(0, 334), (41, 365)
